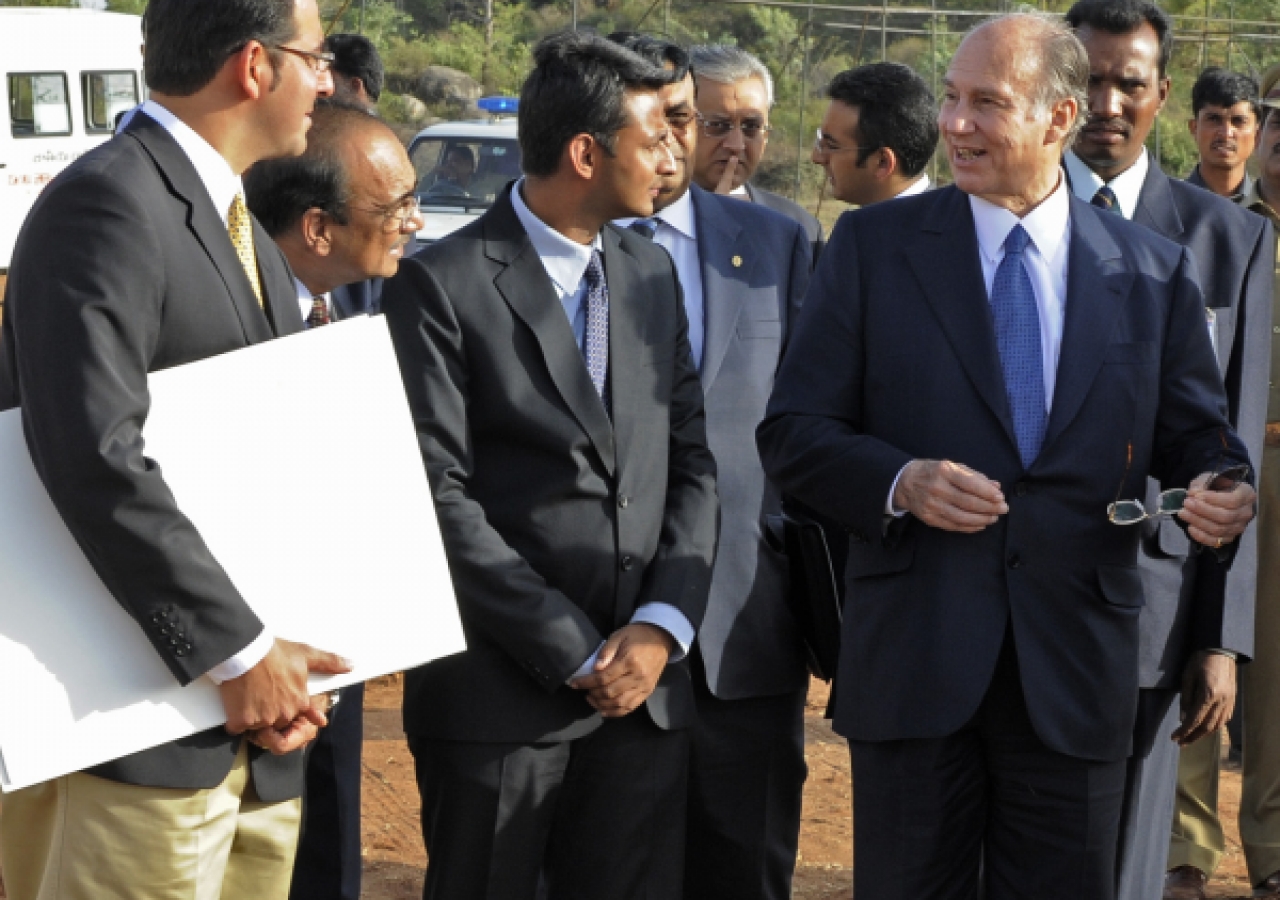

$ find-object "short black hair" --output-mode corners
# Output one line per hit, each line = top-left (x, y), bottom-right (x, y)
(244, 102), (382, 237)
(606, 32), (692, 83)
(1191, 67), (1260, 120)
(1065, 0), (1174, 77)
(518, 30), (676, 179)
(825, 63), (938, 178)
(143, 0), (297, 96)
(326, 33), (385, 102)
(446, 145), (476, 168)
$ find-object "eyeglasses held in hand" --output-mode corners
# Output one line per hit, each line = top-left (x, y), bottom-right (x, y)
(1107, 462), (1250, 525)
(697, 113), (770, 141)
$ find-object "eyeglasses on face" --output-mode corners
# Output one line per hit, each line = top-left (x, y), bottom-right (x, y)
(272, 45), (336, 73)
(813, 128), (874, 157)
(345, 196), (421, 234)
(696, 113), (770, 141)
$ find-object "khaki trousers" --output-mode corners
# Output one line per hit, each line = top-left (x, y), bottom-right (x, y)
(1169, 444), (1280, 886)
(0, 745), (301, 900)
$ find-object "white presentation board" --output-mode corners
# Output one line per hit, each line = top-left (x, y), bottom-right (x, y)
(0, 316), (465, 791)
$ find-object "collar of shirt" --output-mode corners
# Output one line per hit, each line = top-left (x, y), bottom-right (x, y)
(1187, 164), (1253, 204)
(730, 185), (749, 197)
(140, 99), (243, 227)
(615, 187), (696, 241)
(896, 174), (931, 199)
(510, 178), (601, 298)
(1063, 148), (1148, 220)
(969, 174), (1071, 279)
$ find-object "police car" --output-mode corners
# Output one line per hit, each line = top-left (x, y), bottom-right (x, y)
(409, 96), (521, 244)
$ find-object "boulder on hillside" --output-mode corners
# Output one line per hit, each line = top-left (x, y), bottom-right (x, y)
(390, 65), (483, 117)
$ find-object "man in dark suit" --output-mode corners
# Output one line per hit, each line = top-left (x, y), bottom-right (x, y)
(245, 102), (422, 900)
(1061, 4), (1273, 899)
(381, 31), (719, 899)
(607, 33), (812, 900)
(0, 1), (350, 898)
(759, 13), (1257, 900)
(687, 44), (824, 262)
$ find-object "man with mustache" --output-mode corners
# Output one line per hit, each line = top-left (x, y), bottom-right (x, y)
(1164, 64), (1280, 900)
(1063, 3), (1273, 900)
(1187, 67), (1260, 203)
(243, 101), (423, 900)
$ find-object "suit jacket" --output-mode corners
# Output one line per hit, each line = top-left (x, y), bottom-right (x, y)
(1127, 165), (1272, 687)
(0, 113), (307, 799)
(744, 182), (825, 264)
(330, 278), (381, 320)
(685, 184), (812, 699)
(381, 187), (719, 744)
(758, 186), (1248, 762)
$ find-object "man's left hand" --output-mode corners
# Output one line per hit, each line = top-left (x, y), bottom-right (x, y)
(1172, 651), (1237, 745)
(570, 623), (674, 718)
(247, 693), (333, 755)
(1179, 473), (1256, 548)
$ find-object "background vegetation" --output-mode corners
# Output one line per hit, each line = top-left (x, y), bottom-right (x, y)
(9, 0), (1280, 216)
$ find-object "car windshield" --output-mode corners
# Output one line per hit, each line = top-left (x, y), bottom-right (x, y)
(410, 136), (521, 211)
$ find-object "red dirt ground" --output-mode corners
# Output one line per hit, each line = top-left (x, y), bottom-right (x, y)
(0, 676), (1256, 899)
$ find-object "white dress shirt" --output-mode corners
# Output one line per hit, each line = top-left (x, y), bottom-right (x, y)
(295, 278), (332, 327)
(614, 189), (705, 368)
(896, 174), (932, 199)
(887, 176), (1073, 515)
(509, 181), (695, 678)
(140, 99), (275, 685)
(1063, 149), (1149, 220)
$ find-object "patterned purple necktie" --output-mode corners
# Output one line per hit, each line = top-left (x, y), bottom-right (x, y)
(992, 224), (1047, 467)
(583, 250), (610, 414)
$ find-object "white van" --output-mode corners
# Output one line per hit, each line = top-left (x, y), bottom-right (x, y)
(0, 8), (144, 270)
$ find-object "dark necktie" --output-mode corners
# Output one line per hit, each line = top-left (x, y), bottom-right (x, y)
(629, 218), (658, 240)
(992, 225), (1047, 467)
(1092, 185), (1121, 215)
(306, 294), (330, 328)
(582, 250), (611, 414)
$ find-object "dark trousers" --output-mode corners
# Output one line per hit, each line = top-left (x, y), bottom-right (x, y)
(289, 682), (364, 900)
(409, 710), (688, 900)
(851, 637), (1128, 900)
(684, 652), (808, 900)
(1115, 688), (1181, 900)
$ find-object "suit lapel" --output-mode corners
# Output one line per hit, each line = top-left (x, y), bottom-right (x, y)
(487, 194), (616, 475)
(1041, 197), (1133, 452)
(904, 187), (1017, 447)
(692, 187), (749, 392)
(603, 226), (643, 477)
(1133, 164), (1184, 240)
(254, 223), (304, 337)
(128, 114), (273, 345)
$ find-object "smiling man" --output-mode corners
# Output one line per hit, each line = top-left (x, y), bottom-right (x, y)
(1062, 4), (1273, 899)
(1186, 67), (1260, 202)
(381, 31), (718, 899)
(0, 0), (349, 898)
(759, 12), (1256, 899)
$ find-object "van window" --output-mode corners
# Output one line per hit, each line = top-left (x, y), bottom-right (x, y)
(83, 71), (138, 134)
(9, 73), (71, 138)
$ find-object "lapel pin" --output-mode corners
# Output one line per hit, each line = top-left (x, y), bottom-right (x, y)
(732, 255), (743, 268)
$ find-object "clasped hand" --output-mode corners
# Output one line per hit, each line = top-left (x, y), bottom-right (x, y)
(569, 623), (674, 718)
(218, 638), (352, 755)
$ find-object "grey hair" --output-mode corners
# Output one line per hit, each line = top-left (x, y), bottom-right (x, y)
(969, 11), (1090, 145)
(688, 44), (775, 107)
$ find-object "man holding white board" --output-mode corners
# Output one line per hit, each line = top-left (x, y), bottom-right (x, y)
(0, 0), (351, 897)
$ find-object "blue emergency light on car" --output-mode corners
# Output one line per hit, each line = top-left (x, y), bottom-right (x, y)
(477, 96), (519, 115)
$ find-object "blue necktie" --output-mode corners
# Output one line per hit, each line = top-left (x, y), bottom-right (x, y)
(992, 225), (1046, 467)
(582, 250), (611, 414)
(1092, 185), (1121, 215)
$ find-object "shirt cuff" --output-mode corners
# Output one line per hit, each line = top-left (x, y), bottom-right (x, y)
(205, 630), (275, 684)
(569, 641), (606, 683)
(885, 463), (911, 517)
(631, 602), (694, 663)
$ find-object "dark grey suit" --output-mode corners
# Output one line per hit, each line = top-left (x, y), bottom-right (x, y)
(1103, 162), (1274, 900)
(0, 112), (306, 800)
(759, 186), (1249, 898)
(664, 185), (811, 900)
(744, 182), (825, 263)
(381, 186), (719, 898)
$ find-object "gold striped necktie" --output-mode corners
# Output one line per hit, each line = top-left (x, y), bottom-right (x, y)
(228, 193), (264, 308)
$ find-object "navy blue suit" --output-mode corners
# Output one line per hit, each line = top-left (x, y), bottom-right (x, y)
(758, 185), (1248, 898)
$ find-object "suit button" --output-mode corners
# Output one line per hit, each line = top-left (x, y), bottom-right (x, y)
(174, 648), (186, 658)
(1015, 481), (1028, 497)
(1007, 553), (1022, 569)
(618, 495), (630, 509)
(621, 555), (634, 571)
